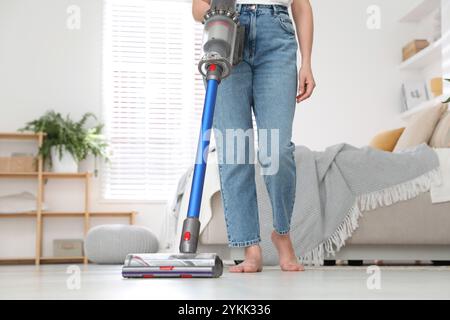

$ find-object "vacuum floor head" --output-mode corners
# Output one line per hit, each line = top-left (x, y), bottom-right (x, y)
(122, 253), (223, 278)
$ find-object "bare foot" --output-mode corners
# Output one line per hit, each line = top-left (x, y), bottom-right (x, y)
(229, 245), (263, 273)
(375, 260), (384, 266)
(271, 231), (304, 272)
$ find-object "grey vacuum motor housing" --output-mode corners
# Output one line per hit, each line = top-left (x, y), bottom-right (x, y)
(198, 0), (245, 79)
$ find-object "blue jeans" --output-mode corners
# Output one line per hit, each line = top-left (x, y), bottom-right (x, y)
(213, 4), (298, 247)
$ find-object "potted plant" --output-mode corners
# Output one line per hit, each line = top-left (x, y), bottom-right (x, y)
(20, 111), (109, 173)
(444, 79), (450, 104)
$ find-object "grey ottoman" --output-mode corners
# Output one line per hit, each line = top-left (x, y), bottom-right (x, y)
(85, 224), (159, 264)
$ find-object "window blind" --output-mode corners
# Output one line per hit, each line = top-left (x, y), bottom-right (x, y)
(102, 0), (205, 201)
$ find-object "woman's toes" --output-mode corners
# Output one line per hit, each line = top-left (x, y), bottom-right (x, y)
(243, 264), (262, 273)
(229, 261), (262, 273)
(280, 263), (305, 272)
(229, 265), (244, 273)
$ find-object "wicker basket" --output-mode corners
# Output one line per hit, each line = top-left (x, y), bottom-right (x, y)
(0, 157), (37, 173)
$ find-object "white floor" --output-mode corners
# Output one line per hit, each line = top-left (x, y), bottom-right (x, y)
(1, 263), (450, 300)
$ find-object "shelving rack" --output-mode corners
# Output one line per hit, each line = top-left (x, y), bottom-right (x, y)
(398, 0), (446, 119)
(398, 33), (448, 71)
(0, 132), (136, 265)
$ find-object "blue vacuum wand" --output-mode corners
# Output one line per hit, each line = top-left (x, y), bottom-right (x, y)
(179, 1), (244, 254)
(179, 65), (222, 254)
(122, 0), (244, 278)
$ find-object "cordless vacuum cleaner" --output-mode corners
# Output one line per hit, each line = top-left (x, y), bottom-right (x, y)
(122, 0), (244, 279)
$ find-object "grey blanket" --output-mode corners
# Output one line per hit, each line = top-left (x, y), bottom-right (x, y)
(255, 143), (440, 266)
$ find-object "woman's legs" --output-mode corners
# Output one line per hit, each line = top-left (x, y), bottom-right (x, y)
(213, 60), (263, 272)
(214, 5), (302, 272)
(212, 9), (263, 272)
(214, 60), (260, 247)
(252, 6), (302, 271)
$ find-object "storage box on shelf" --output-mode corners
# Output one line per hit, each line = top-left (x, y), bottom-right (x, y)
(0, 156), (37, 173)
(53, 239), (84, 258)
(0, 132), (137, 265)
(402, 39), (430, 61)
(398, 34), (447, 71)
(430, 77), (443, 97)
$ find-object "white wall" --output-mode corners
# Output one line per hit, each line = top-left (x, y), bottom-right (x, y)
(0, 0), (416, 257)
(294, 0), (415, 149)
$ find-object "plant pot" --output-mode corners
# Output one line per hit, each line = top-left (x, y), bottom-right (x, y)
(50, 146), (78, 173)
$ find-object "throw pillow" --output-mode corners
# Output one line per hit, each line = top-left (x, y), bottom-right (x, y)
(369, 127), (405, 152)
(394, 103), (448, 152)
(429, 110), (450, 148)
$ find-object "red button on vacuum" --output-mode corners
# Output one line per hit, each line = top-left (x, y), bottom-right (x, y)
(160, 266), (174, 271)
(184, 231), (191, 241)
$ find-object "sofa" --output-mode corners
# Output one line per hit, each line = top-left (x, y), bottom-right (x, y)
(189, 104), (450, 263)
(199, 190), (450, 263)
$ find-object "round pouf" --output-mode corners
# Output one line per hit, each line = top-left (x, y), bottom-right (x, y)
(85, 224), (159, 264)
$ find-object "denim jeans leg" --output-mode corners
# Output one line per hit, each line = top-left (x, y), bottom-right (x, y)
(213, 60), (261, 247)
(212, 5), (298, 246)
(252, 7), (298, 235)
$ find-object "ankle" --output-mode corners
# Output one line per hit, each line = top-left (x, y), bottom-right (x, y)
(244, 245), (262, 260)
(272, 230), (290, 240)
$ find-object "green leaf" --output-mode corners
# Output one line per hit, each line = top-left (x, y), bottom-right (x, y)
(18, 110), (109, 168)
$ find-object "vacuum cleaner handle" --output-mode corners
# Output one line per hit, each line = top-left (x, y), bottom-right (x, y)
(180, 66), (221, 254)
(180, 0), (243, 254)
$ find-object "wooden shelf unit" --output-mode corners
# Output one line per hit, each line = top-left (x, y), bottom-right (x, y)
(0, 132), (137, 265)
(39, 256), (85, 264)
(0, 172), (38, 178)
(0, 132), (43, 140)
(0, 211), (136, 222)
(0, 212), (37, 218)
(43, 172), (89, 179)
(0, 257), (37, 265)
(0, 172), (89, 178)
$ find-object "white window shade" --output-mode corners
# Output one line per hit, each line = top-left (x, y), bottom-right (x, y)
(102, 0), (205, 201)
